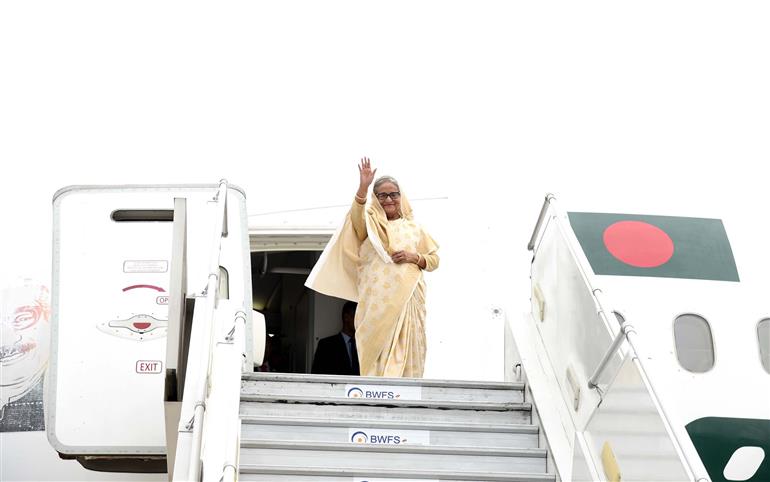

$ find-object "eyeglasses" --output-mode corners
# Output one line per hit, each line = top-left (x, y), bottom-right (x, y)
(375, 191), (401, 201)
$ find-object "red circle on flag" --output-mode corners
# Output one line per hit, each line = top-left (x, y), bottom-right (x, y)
(603, 221), (674, 268)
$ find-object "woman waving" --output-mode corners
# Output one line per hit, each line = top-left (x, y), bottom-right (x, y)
(306, 158), (439, 378)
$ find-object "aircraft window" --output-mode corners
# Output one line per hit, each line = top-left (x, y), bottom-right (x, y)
(758, 318), (770, 374)
(674, 314), (715, 373)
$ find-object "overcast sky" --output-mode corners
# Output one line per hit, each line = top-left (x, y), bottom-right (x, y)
(1, 1), (769, 288)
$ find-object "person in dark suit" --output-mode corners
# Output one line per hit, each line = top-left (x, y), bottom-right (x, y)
(311, 301), (359, 375)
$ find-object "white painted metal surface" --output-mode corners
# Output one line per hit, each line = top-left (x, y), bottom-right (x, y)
(47, 183), (254, 481)
(48, 186), (222, 454)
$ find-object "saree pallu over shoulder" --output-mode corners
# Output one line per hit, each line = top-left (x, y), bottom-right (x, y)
(306, 192), (439, 377)
(304, 208), (361, 302)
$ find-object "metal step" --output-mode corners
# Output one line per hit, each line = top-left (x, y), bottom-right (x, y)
(237, 375), (548, 481)
(240, 400), (532, 425)
(241, 417), (539, 448)
(239, 441), (547, 473)
(243, 372), (522, 390)
(241, 393), (525, 410)
(238, 465), (557, 481)
(242, 373), (524, 403)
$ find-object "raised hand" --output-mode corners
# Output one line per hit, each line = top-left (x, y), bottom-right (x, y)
(358, 157), (377, 190)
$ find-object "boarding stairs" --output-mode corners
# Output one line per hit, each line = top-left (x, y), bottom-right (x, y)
(236, 372), (557, 482)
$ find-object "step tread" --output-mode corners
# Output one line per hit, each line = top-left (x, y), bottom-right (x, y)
(242, 380), (523, 402)
(242, 372), (523, 390)
(239, 415), (539, 433)
(239, 447), (546, 475)
(238, 464), (556, 481)
(240, 440), (547, 457)
(240, 401), (532, 425)
(240, 394), (531, 411)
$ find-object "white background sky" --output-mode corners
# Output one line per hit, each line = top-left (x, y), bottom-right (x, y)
(1, 1), (769, 290)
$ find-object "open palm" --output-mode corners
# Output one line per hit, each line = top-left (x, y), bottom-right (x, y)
(358, 157), (377, 189)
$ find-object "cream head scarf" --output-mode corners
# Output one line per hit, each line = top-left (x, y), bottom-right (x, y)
(364, 188), (414, 261)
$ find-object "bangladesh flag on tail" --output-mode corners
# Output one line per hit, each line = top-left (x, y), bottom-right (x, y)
(568, 212), (739, 282)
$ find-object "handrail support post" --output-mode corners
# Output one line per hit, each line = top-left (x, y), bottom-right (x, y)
(587, 323), (635, 390)
(528, 193), (556, 251)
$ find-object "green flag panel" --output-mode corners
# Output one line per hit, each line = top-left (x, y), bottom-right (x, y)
(686, 417), (770, 482)
(568, 212), (739, 282)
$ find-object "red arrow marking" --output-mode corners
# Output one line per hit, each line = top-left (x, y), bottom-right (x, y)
(122, 285), (166, 292)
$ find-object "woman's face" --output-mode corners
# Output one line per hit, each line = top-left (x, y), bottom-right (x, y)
(374, 181), (401, 219)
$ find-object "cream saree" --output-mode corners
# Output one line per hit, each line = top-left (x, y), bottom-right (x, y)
(305, 191), (439, 377)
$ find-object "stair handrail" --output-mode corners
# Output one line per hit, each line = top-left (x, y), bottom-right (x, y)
(217, 308), (247, 482)
(529, 196), (709, 482)
(527, 193), (555, 251)
(174, 180), (230, 482)
(586, 313), (635, 390)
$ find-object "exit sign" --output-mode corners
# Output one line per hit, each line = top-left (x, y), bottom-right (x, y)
(136, 360), (162, 374)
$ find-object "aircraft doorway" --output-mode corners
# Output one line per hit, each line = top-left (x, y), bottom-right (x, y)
(250, 250), (350, 374)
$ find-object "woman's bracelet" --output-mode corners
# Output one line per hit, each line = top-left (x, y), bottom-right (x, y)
(355, 194), (367, 204)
